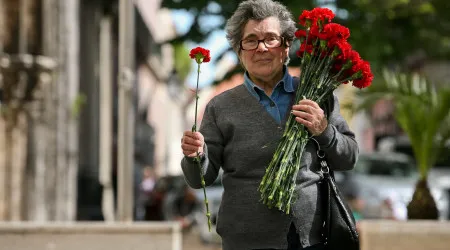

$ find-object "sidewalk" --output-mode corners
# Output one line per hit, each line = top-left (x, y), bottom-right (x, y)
(182, 229), (221, 250)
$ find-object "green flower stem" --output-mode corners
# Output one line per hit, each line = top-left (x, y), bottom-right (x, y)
(192, 63), (211, 232)
(278, 131), (307, 209)
(260, 130), (295, 196)
(285, 138), (306, 210)
(260, 128), (306, 209)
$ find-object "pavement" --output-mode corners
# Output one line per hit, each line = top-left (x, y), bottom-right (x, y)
(182, 229), (221, 250)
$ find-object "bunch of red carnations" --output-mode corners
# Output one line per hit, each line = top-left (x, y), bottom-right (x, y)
(259, 7), (373, 213)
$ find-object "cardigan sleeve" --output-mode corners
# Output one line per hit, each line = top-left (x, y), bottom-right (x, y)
(181, 99), (223, 189)
(313, 94), (359, 171)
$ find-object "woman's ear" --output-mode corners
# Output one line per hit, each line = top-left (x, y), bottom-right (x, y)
(283, 46), (291, 65)
(284, 39), (291, 48)
(238, 59), (245, 69)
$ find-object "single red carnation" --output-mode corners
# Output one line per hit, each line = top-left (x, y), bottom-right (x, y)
(299, 25), (319, 46)
(295, 29), (307, 39)
(323, 23), (350, 41)
(299, 10), (313, 27)
(331, 39), (352, 60)
(311, 7), (335, 24)
(347, 50), (361, 64)
(189, 47), (211, 64)
(352, 60), (373, 88)
(296, 44), (314, 57)
(309, 25), (321, 39)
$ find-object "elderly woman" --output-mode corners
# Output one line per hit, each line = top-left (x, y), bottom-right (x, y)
(180, 0), (358, 249)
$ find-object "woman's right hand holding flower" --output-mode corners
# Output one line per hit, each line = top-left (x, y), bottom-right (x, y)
(181, 131), (204, 158)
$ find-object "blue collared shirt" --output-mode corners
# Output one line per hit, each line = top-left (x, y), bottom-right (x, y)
(244, 67), (295, 124)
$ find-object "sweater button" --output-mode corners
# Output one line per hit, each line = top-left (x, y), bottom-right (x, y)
(270, 101), (275, 107)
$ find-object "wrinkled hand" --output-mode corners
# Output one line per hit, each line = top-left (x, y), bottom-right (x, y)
(181, 131), (204, 157)
(292, 99), (328, 136)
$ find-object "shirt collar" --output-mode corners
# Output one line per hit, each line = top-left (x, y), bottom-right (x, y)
(243, 66), (295, 101)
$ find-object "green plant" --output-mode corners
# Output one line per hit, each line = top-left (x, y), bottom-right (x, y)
(354, 69), (450, 219)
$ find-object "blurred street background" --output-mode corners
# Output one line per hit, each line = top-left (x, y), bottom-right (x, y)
(0, 0), (449, 249)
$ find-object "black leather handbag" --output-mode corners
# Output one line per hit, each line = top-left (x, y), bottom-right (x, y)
(313, 140), (360, 250)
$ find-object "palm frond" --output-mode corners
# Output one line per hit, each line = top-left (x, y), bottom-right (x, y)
(354, 68), (450, 179)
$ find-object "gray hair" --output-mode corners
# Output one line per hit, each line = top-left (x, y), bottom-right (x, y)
(225, 0), (296, 55)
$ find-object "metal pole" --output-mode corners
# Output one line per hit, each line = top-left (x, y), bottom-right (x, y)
(117, 0), (135, 222)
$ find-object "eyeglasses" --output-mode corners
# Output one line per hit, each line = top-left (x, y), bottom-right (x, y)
(240, 36), (284, 51)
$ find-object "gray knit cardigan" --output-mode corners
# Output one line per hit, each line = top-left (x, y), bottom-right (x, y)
(181, 81), (358, 250)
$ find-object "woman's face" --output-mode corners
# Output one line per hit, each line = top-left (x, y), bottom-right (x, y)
(239, 17), (289, 85)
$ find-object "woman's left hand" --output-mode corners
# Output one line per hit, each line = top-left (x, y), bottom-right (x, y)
(292, 99), (328, 136)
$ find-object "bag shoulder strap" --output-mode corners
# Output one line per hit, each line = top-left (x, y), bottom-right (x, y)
(309, 138), (332, 177)
(310, 137), (332, 244)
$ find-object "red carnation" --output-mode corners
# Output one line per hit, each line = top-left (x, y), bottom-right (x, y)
(351, 60), (373, 88)
(299, 10), (314, 27)
(347, 50), (361, 64)
(332, 40), (352, 60)
(297, 44), (314, 57)
(300, 8), (335, 27)
(295, 29), (307, 39)
(323, 23), (350, 41)
(189, 47), (211, 64)
(311, 7), (335, 24)
(309, 25), (321, 39)
(296, 26), (318, 45)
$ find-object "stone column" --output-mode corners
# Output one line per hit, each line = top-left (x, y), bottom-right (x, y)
(117, 0), (135, 222)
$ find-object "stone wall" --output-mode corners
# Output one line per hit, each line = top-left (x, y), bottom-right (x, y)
(0, 222), (182, 250)
(359, 220), (450, 250)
